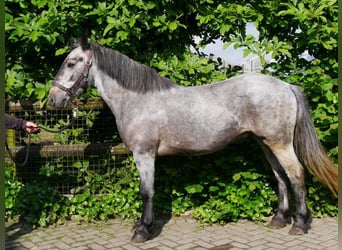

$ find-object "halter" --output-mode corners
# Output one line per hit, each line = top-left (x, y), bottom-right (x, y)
(52, 49), (93, 104)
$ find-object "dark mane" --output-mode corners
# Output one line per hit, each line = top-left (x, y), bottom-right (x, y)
(91, 43), (176, 93)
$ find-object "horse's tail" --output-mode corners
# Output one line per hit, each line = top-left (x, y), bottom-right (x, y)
(290, 85), (338, 197)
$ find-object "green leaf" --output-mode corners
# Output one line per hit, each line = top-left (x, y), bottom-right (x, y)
(30, 30), (40, 42)
(249, 183), (256, 191)
(234, 173), (242, 181)
(116, 31), (129, 41)
(185, 184), (204, 194)
(243, 49), (253, 58)
(169, 22), (178, 31)
(209, 186), (220, 192)
(55, 47), (69, 56)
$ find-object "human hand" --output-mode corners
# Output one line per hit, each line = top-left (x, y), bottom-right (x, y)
(25, 121), (40, 134)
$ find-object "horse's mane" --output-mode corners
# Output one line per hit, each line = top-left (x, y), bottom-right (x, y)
(91, 43), (176, 93)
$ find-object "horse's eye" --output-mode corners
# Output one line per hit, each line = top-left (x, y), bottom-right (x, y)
(67, 62), (75, 68)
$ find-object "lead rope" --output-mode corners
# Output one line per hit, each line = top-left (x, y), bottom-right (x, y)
(39, 105), (78, 133)
(5, 105), (78, 166)
(5, 134), (31, 167)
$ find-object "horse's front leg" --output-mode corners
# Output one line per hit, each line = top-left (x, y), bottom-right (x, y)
(131, 151), (155, 243)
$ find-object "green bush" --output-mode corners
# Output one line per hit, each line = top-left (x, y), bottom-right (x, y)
(5, 165), (70, 226)
(6, 143), (337, 227)
(192, 172), (277, 224)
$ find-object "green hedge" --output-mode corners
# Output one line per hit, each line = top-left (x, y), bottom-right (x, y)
(6, 141), (337, 227)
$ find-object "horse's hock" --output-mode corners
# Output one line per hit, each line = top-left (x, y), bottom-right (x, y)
(5, 98), (131, 194)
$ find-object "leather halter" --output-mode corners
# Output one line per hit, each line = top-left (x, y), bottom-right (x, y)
(52, 50), (93, 101)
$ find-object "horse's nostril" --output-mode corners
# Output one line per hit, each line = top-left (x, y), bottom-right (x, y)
(48, 96), (54, 106)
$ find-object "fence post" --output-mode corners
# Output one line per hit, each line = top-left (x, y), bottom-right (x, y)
(6, 113), (17, 176)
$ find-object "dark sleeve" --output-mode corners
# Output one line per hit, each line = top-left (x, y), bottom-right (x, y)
(5, 113), (27, 130)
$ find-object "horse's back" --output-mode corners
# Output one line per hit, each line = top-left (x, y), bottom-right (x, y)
(212, 73), (291, 96)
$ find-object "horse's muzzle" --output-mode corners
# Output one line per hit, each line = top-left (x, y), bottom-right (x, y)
(48, 88), (70, 109)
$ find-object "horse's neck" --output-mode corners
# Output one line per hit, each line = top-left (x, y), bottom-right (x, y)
(90, 65), (137, 121)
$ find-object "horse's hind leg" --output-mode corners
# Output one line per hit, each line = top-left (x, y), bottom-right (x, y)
(257, 140), (292, 228)
(264, 140), (312, 235)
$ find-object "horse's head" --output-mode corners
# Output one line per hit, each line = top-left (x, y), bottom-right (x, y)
(48, 36), (93, 108)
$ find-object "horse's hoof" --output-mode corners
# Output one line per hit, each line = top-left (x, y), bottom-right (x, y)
(267, 218), (288, 229)
(131, 232), (149, 243)
(288, 225), (308, 235)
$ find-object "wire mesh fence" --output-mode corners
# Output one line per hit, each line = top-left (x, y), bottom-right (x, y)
(5, 98), (131, 194)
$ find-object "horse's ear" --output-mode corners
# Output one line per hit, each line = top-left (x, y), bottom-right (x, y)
(80, 34), (90, 50)
(69, 37), (79, 49)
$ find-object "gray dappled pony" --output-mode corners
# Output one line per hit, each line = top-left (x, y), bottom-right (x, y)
(48, 37), (338, 243)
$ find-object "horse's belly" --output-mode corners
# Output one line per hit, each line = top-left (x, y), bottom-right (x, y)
(157, 127), (245, 156)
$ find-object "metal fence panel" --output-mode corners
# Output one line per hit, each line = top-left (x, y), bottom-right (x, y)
(5, 98), (130, 194)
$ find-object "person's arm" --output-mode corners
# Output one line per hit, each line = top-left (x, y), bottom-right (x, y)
(5, 113), (40, 133)
(5, 113), (27, 130)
